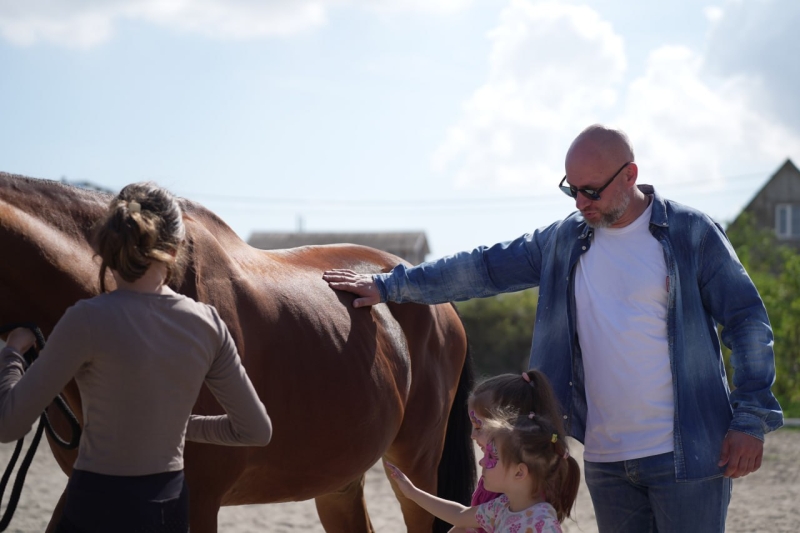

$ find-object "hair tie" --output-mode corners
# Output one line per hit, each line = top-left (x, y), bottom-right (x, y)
(563, 449), (570, 460)
(128, 201), (141, 213)
(551, 433), (558, 443)
(521, 372), (531, 383)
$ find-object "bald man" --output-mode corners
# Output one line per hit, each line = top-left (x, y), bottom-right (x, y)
(323, 125), (783, 533)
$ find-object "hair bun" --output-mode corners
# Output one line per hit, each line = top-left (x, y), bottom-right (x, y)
(93, 182), (186, 293)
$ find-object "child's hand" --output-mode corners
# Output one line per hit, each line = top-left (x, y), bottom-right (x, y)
(384, 461), (415, 496)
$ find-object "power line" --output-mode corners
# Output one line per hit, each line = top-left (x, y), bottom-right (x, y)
(179, 171), (770, 210)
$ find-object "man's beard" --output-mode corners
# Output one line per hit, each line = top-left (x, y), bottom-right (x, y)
(586, 193), (631, 229)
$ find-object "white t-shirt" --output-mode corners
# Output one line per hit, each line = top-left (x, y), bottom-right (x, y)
(575, 200), (674, 462)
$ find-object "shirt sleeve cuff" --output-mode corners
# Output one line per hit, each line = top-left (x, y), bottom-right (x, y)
(729, 413), (773, 441)
(373, 273), (390, 302)
(0, 346), (27, 369)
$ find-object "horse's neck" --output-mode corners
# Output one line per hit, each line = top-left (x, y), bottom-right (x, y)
(0, 175), (108, 327)
(0, 174), (110, 238)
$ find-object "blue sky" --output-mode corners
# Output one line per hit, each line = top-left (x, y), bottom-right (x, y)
(2, 0), (799, 259)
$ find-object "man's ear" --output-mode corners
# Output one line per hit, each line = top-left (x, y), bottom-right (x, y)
(624, 161), (639, 188)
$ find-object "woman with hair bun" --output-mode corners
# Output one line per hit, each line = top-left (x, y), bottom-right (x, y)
(0, 182), (272, 533)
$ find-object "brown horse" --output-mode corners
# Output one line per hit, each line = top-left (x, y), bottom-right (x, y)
(0, 172), (475, 532)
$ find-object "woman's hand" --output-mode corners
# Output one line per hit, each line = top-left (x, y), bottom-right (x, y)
(6, 328), (36, 354)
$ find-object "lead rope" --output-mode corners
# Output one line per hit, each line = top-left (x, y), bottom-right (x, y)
(0, 323), (82, 531)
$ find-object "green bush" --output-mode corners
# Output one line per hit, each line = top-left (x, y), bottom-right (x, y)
(727, 214), (800, 417)
(455, 288), (538, 379)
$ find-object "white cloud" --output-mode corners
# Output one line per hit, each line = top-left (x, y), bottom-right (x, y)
(433, 0), (626, 191)
(358, 0), (472, 15)
(434, 0), (800, 199)
(704, 0), (800, 131)
(618, 45), (800, 189)
(0, 2), (119, 48)
(703, 6), (724, 23)
(0, 0), (472, 48)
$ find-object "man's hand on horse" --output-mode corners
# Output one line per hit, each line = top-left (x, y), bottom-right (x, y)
(322, 269), (381, 308)
(718, 430), (763, 478)
(6, 327), (36, 354)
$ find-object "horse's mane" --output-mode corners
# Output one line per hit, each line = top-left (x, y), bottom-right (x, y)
(0, 172), (247, 247)
(0, 172), (109, 240)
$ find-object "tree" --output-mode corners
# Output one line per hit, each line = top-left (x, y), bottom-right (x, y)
(455, 289), (538, 379)
(726, 213), (800, 417)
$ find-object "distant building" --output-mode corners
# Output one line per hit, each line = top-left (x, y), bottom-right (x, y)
(729, 159), (800, 248)
(62, 177), (115, 194)
(247, 231), (430, 265)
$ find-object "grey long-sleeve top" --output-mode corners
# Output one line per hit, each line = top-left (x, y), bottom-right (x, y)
(0, 289), (271, 476)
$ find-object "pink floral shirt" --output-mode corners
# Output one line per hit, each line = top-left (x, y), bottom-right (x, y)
(468, 476), (502, 533)
(474, 495), (562, 533)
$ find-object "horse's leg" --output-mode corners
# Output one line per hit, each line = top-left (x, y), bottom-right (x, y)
(184, 443), (246, 533)
(187, 493), (222, 533)
(386, 363), (475, 533)
(383, 445), (440, 532)
(44, 489), (67, 533)
(384, 303), (473, 533)
(314, 475), (374, 533)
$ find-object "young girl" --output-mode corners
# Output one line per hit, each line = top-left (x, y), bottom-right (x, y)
(0, 182), (272, 532)
(386, 412), (580, 532)
(464, 370), (568, 532)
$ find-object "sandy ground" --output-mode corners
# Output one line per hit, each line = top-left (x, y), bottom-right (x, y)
(0, 428), (797, 532)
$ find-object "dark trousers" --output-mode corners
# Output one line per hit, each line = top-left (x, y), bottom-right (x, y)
(55, 469), (189, 533)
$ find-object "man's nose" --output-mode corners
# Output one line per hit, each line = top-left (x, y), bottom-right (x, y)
(576, 192), (591, 210)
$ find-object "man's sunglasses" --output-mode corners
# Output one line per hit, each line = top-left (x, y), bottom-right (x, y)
(559, 161), (632, 201)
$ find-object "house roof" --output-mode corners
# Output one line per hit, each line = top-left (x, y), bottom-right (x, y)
(737, 158), (800, 215)
(247, 231), (430, 255)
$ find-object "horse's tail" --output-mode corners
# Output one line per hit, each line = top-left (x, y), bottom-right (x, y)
(434, 309), (476, 533)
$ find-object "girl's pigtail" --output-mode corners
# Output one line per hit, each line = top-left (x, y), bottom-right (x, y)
(548, 454), (580, 522)
(526, 370), (567, 439)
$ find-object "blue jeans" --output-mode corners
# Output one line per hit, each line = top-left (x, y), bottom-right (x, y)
(584, 452), (732, 533)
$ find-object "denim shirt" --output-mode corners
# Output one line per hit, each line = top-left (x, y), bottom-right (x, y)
(374, 185), (783, 481)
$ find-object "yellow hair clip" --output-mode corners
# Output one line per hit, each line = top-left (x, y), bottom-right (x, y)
(551, 433), (558, 443)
